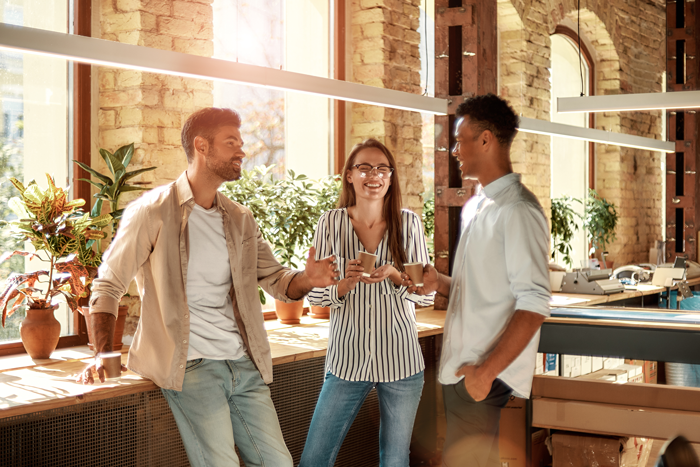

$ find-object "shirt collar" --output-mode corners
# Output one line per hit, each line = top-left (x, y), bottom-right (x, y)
(482, 172), (520, 199)
(176, 171), (226, 213)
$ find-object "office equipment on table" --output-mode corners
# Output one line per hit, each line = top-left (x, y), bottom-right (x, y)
(560, 269), (625, 295)
(651, 267), (685, 287)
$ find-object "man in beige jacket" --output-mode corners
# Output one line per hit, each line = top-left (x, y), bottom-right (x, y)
(79, 107), (338, 467)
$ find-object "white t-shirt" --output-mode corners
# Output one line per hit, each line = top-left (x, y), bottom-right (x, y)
(439, 173), (551, 398)
(186, 203), (246, 361)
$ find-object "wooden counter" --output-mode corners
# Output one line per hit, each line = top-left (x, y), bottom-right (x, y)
(0, 308), (447, 419)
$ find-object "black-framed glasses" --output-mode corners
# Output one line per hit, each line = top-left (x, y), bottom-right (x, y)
(352, 163), (394, 178)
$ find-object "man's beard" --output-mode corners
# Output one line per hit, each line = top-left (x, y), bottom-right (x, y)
(206, 147), (241, 182)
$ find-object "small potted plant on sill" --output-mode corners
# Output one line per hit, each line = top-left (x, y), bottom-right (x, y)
(73, 142), (156, 349)
(221, 165), (341, 323)
(0, 175), (110, 359)
(581, 188), (618, 270)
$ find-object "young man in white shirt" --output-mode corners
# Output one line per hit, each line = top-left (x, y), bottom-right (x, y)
(404, 94), (551, 466)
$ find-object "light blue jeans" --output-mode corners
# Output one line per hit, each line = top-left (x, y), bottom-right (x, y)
(161, 356), (293, 467)
(299, 371), (424, 467)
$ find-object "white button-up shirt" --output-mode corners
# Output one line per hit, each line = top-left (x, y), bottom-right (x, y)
(439, 173), (551, 398)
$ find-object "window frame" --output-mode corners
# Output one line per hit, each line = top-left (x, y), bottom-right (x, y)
(553, 25), (596, 190)
(0, 0), (91, 356)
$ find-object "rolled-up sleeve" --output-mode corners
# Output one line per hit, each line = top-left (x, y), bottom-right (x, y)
(308, 212), (345, 308)
(255, 224), (301, 303)
(503, 203), (551, 317)
(90, 202), (154, 317)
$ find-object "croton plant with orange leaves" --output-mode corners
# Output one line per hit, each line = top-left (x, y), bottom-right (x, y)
(0, 174), (111, 326)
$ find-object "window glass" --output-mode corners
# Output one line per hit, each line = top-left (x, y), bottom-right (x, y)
(0, 0), (72, 344)
(550, 34), (589, 269)
(213, 0), (331, 180)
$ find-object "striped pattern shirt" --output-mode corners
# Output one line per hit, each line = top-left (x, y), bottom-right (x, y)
(309, 208), (434, 382)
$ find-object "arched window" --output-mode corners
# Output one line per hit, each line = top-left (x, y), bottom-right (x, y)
(550, 27), (594, 268)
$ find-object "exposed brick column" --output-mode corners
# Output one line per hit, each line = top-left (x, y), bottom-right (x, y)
(96, 0), (214, 334)
(498, 0), (552, 223)
(98, 0), (214, 194)
(350, 0), (424, 214)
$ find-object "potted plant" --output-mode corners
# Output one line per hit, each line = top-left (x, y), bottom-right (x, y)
(0, 175), (110, 359)
(581, 188), (618, 269)
(73, 142), (156, 349)
(221, 165), (341, 323)
(551, 195), (579, 269)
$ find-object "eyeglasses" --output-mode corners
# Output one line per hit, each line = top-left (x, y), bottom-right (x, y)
(352, 163), (394, 178)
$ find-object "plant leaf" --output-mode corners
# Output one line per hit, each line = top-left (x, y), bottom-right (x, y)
(74, 160), (113, 185)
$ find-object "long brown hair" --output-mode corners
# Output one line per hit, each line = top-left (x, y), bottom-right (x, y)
(338, 139), (407, 271)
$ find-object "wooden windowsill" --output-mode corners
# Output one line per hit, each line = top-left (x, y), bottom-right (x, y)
(0, 308), (445, 419)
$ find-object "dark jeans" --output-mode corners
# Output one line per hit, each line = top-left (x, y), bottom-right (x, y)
(441, 378), (513, 467)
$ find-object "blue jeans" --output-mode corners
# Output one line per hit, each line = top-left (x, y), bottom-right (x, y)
(299, 371), (424, 467)
(161, 356), (293, 467)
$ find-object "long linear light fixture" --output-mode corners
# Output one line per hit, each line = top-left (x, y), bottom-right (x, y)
(557, 91), (700, 113)
(0, 23), (447, 115)
(518, 117), (675, 153)
(0, 23), (674, 153)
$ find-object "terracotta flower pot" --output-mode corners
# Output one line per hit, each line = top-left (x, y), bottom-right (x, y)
(309, 305), (330, 320)
(80, 305), (128, 351)
(20, 305), (61, 359)
(274, 299), (304, 325)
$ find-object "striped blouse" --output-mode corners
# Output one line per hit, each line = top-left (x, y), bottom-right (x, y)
(308, 208), (435, 382)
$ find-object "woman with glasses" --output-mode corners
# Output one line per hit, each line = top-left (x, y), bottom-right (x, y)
(299, 138), (434, 467)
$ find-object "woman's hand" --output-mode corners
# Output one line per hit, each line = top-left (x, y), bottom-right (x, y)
(362, 264), (401, 285)
(338, 259), (364, 297)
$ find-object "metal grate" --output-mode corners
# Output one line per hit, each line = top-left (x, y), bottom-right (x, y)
(0, 390), (188, 467)
(1, 335), (438, 466)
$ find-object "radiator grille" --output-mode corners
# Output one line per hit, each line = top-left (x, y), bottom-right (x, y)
(1, 335), (438, 466)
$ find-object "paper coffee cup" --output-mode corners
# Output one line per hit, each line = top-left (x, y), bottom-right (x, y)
(358, 251), (377, 277)
(404, 262), (424, 287)
(99, 352), (122, 380)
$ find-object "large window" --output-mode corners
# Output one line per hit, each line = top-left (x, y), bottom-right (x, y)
(550, 31), (593, 269)
(212, 0), (332, 180)
(0, 0), (74, 347)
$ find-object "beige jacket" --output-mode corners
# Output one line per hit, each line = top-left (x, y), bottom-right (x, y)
(90, 172), (299, 390)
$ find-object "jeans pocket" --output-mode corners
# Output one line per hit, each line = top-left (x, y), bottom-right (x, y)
(185, 358), (204, 372)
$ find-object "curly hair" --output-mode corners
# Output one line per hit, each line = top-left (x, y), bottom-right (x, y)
(455, 94), (519, 146)
(181, 108), (242, 162)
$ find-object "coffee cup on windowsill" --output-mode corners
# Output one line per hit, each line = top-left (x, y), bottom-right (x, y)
(99, 352), (122, 380)
(404, 262), (424, 287)
(358, 252), (377, 277)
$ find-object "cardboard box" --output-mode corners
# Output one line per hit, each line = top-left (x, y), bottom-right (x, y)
(592, 356), (604, 372)
(551, 432), (623, 467)
(604, 357), (625, 369)
(615, 364), (643, 383)
(551, 433), (652, 467)
(545, 354), (558, 375)
(532, 429), (552, 467)
(535, 353), (545, 375)
(644, 361), (658, 384)
(499, 396), (527, 467)
(562, 355), (582, 378)
(577, 368), (627, 382)
(581, 356), (593, 376)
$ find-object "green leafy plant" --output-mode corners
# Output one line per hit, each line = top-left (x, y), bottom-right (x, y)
(422, 193), (435, 263)
(581, 188), (618, 266)
(222, 166), (341, 305)
(550, 195), (579, 268)
(221, 165), (341, 269)
(0, 175), (110, 325)
(74, 143), (156, 239)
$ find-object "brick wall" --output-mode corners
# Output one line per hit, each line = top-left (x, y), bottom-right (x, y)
(96, 0), (214, 333)
(350, 0), (425, 214)
(500, 0), (665, 265)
